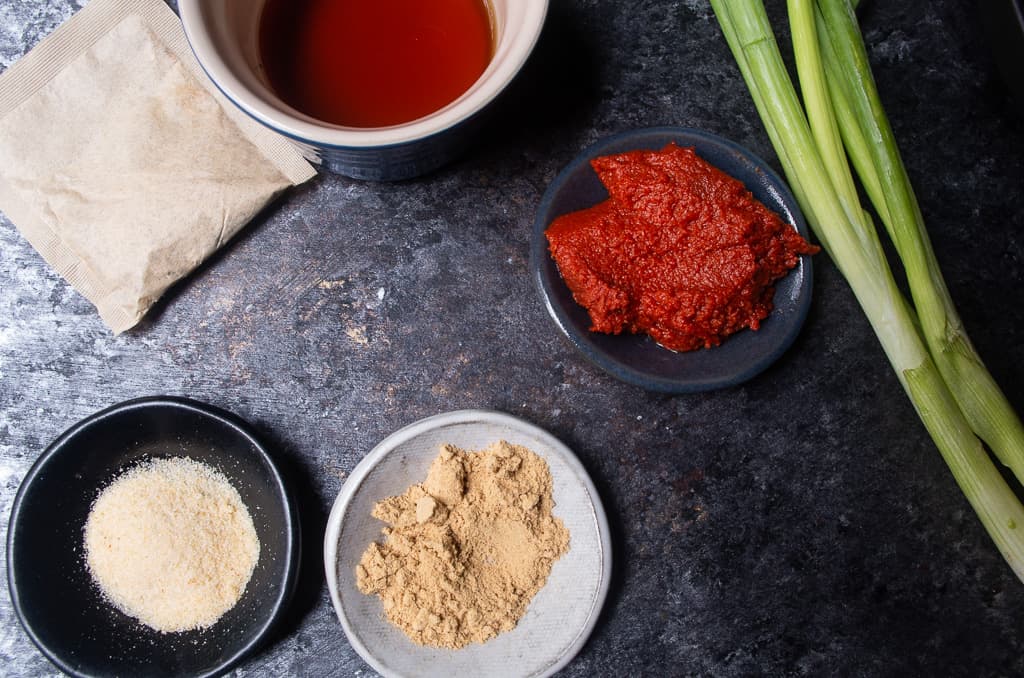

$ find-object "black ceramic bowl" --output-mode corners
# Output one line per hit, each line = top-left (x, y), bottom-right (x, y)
(7, 396), (300, 678)
(530, 127), (815, 393)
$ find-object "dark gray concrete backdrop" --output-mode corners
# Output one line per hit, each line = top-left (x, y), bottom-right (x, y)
(2, 1), (1023, 676)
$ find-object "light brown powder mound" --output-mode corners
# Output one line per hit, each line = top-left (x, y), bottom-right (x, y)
(356, 441), (570, 649)
(83, 457), (260, 633)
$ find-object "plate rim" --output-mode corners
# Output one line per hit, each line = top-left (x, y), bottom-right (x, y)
(529, 125), (814, 393)
(323, 408), (612, 678)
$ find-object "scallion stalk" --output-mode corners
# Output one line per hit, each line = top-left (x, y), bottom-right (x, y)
(814, 0), (1024, 480)
(710, 0), (1024, 581)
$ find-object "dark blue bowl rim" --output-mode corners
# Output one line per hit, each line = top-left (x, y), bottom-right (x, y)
(6, 395), (302, 678)
(529, 126), (815, 394)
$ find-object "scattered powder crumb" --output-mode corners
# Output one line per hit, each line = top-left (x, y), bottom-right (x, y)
(83, 457), (260, 633)
(356, 441), (570, 649)
(345, 325), (369, 345)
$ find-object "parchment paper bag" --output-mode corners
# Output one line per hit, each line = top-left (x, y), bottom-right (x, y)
(0, 0), (317, 333)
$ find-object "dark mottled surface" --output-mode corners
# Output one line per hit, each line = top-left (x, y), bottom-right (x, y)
(2, 0), (1024, 676)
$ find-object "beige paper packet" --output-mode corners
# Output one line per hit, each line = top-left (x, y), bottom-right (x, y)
(0, 0), (317, 333)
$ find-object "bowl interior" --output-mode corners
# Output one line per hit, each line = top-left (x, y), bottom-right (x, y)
(530, 127), (814, 393)
(7, 397), (299, 678)
(180, 0), (548, 146)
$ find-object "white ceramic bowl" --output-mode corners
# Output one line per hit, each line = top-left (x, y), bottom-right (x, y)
(324, 410), (612, 678)
(179, 0), (548, 180)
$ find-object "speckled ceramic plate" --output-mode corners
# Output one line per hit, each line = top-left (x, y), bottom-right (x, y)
(530, 126), (815, 393)
(324, 410), (611, 678)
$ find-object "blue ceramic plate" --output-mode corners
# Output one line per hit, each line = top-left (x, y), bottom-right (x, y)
(530, 127), (815, 393)
(7, 396), (301, 678)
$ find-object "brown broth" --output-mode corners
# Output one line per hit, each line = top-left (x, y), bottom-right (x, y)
(259, 0), (493, 128)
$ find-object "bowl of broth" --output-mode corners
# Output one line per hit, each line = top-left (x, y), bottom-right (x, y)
(180, 0), (548, 180)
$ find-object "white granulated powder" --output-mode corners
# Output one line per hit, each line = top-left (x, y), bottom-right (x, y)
(83, 457), (260, 633)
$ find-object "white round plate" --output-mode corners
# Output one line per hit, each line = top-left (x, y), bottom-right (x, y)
(324, 409), (611, 678)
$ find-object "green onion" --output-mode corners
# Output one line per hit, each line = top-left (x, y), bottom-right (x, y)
(813, 1), (1024, 478)
(710, 0), (1024, 581)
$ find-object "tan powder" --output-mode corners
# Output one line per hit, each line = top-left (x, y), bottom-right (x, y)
(83, 457), (260, 633)
(356, 441), (570, 649)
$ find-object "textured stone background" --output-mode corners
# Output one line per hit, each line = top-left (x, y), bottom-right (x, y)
(2, 0), (1023, 676)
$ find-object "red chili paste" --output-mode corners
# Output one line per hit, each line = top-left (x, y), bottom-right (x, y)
(546, 143), (818, 352)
